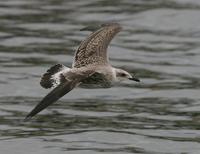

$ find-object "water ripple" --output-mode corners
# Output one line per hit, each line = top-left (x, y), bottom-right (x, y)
(0, 0), (200, 154)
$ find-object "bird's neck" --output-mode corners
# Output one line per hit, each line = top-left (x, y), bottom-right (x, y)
(111, 67), (119, 82)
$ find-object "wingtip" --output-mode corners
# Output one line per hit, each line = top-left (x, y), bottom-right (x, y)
(24, 115), (32, 122)
(80, 22), (122, 32)
(80, 25), (101, 31)
(101, 22), (120, 27)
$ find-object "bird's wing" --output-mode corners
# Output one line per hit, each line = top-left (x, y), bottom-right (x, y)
(25, 69), (94, 120)
(72, 23), (122, 68)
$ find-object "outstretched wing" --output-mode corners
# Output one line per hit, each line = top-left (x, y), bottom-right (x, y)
(72, 23), (122, 68)
(25, 69), (94, 120)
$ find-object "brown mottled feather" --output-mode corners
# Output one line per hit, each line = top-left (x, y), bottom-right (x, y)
(73, 23), (122, 68)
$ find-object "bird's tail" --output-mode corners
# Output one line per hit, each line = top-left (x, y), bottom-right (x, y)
(40, 64), (70, 89)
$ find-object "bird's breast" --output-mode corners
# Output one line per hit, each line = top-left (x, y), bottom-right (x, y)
(80, 72), (112, 88)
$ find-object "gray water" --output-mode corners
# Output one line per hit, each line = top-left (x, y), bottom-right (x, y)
(0, 0), (200, 154)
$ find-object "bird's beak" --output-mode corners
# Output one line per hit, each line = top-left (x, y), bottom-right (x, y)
(129, 77), (140, 82)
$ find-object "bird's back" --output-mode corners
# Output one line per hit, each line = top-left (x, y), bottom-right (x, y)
(79, 64), (115, 88)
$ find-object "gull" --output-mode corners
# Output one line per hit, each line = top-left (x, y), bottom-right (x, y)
(25, 23), (140, 120)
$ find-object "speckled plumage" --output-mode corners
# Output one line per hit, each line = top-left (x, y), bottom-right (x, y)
(72, 23), (122, 68)
(25, 23), (139, 120)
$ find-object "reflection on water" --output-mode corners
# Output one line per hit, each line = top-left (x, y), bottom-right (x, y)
(0, 0), (200, 154)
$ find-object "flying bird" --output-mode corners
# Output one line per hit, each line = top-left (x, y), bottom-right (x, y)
(25, 23), (140, 120)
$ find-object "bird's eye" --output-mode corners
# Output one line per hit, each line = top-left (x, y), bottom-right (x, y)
(121, 73), (126, 77)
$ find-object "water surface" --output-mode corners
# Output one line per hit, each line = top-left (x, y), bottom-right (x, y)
(0, 0), (200, 154)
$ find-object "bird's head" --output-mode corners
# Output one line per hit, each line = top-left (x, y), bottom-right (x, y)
(114, 68), (140, 82)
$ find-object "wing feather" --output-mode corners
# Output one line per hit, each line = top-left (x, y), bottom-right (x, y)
(73, 23), (122, 68)
(25, 69), (94, 120)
